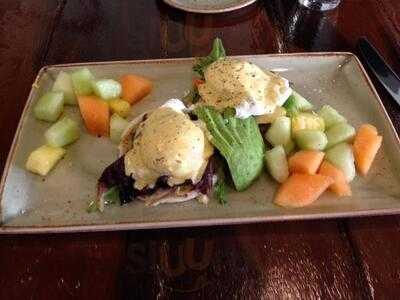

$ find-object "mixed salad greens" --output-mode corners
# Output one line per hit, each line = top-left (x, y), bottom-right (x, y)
(193, 38), (226, 79)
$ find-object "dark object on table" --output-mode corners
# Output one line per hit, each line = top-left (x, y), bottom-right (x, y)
(357, 37), (400, 108)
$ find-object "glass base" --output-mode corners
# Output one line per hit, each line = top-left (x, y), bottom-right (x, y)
(298, 0), (341, 11)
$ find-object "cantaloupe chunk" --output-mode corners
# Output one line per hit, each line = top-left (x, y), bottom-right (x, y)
(274, 173), (333, 207)
(353, 124), (382, 176)
(288, 150), (325, 174)
(318, 161), (352, 196)
(358, 124), (377, 135)
(77, 96), (109, 137)
(120, 74), (152, 104)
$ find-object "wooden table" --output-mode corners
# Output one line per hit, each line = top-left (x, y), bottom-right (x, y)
(1, 0), (399, 298)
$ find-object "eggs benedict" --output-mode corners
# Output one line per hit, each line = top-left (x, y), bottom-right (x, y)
(197, 58), (292, 119)
(98, 99), (215, 207)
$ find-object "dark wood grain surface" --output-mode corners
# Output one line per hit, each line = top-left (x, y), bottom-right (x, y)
(1, 0), (399, 299)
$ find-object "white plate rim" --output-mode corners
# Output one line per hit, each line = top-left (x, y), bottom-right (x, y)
(163, 0), (257, 13)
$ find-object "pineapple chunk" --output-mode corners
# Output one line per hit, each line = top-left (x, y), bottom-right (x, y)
(292, 112), (325, 135)
(108, 99), (131, 118)
(25, 145), (66, 176)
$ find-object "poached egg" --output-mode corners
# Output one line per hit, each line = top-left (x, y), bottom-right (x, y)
(124, 99), (213, 190)
(197, 58), (292, 118)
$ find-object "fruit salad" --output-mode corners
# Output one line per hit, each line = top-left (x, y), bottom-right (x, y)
(26, 68), (152, 176)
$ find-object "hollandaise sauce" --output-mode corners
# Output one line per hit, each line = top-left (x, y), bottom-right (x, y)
(198, 59), (292, 118)
(124, 102), (213, 190)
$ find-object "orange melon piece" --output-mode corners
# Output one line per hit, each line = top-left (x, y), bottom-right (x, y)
(288, 150), (325, 174)
(353, 124), (382, 176)
(318, 161), (352, 196)
(78, 96), (109, 137)
(274, 173), (333, 207)
(120, 74), (152, 104)
(358, 124), (377, 135)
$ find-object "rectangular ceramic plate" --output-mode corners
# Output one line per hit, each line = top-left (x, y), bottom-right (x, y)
(1, 53), (400, 234)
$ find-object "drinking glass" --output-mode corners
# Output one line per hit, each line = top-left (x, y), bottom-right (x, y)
(298, 0), (341, 11)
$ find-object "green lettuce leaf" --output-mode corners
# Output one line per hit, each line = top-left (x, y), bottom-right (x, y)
(193, 38), (226, 79)
(214, 178), (227, 205)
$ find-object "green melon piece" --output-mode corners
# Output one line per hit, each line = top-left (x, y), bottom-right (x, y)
(318, 105), (347, 128)
(34, 91), (64, 122)
(265, 116), (291, 146)
(92, 79), (122, 100)
(326, 122), (356, 148)
(45, 117), (80, 147)
(71, 68), (95, 96)
(265, 145), (289, 183)
(283, 90), (313, 117)
(294, 129), (328, 151)
(110, 113), (129, 143)
(325, 142), (355, 182)
(52, 71), (76, 105)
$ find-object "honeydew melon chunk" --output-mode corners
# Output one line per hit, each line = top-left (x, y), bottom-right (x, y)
(25, 145), (66, 176)
(326, 122), (356, 149)
(110, 113), (129, 143)
(283, 139), (296, 155)
(318, 105), (346, 128)
(52, 71), (76, 105)
(265, 116), (291, 146)
(292, 91), (313, 110)
(33, 91), (64, 122)
(294, 129), (328, 151)
(92, 79), (122, 100)
(264, 145), (289, 183)
(45, 117), (80, 147)
(325, 142), (356, 182)
(71, 68), (94, 96)
(283, 90), (313, 117)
